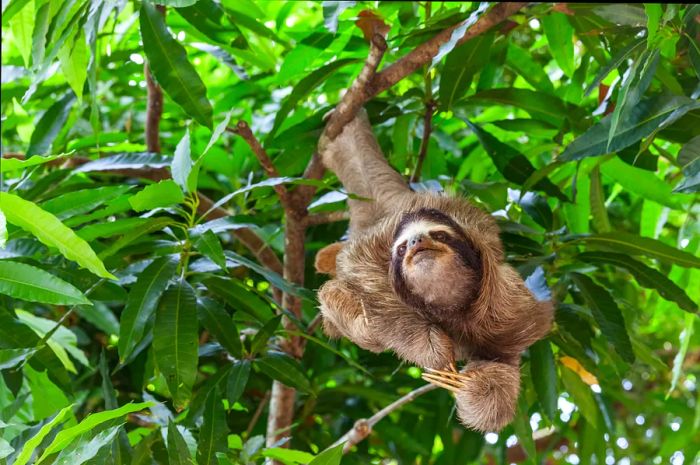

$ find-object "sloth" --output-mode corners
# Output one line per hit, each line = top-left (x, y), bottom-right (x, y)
(315, 110), (554, 432)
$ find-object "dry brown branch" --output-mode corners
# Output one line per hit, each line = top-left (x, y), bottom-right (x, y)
(331, 383), (438, 453)
(246, 390), (271, 438)
(305, 211), (350, 226)
(228, 122), (291, 208)
(145, 63), (163, 153)
(296, 152), (326, 206)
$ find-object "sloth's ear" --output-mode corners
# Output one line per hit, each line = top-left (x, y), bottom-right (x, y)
(314, 242), (344, 276)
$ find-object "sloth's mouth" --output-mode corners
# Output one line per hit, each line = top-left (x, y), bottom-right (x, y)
(408, 245), (440, 262)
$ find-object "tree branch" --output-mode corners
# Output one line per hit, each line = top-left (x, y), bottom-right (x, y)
(410, 100), (436, 183)
(144, 5), (165, 154)
(305, 211), (350, 226)
(229, 122), (292, 209)
(331, 383), (438, 453)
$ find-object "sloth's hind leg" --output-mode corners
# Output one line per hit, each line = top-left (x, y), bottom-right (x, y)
(317, 280), (383, 352)
(422, 360), (520, 432)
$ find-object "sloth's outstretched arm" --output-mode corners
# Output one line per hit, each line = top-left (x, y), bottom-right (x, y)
(319, 111), (411, 233)
(423, 359), (521, 432)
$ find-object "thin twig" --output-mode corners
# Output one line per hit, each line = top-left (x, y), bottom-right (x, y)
(296, 152), (326, 206)
(306, 313), (323, 335)
(305, 211), (350, 226)
(144, 4), (165, 154)
(410, 100), (436, 183)
(246, 391), (271, 438)
(331, 383), (438, 453)
(228, 122), (292, 208)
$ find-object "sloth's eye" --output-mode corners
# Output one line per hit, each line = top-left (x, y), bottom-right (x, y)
(397, 244), (407, 256)
(431, 231), (448, 241)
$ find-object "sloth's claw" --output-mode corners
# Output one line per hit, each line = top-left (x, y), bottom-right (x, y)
(422, 367), (471, 392)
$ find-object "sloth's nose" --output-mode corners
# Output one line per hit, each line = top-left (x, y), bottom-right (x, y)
(408, 234), (424, 248)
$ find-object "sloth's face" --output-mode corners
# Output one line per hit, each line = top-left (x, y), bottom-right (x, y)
(390, 208), (482, 312)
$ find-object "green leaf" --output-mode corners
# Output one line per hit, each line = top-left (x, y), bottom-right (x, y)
(227, 359), (251, 405)
(519, 192), (553, 230)
(53, 425), (122, 465)
(674, 158), (700, 194)
(542, 12), (575, 77)
(309, 443), (344, 465)
(566, 232), (700, 268)
(194, 230), (227, 271)
(139, 0), (213, 128)
(577, 252), (697, 313)
(584, 37), (645, 97)
(58, 29), (88, 101)
(98, 217), (175, 259)
(129, 180), (185, 212)
(0, 261), (90, 305)
(119, 256), (178, 362)
(600, 156), (688, 209)
(505, 43), (554, 93)
(250, 315), (282, 357)
(8, 0), (33, 67)
(439, 32), (494, 110)
(560, 364), (600, 429)
(14, 404), (75, 465)
(512, 395), (536, 465)
(570, 273), (635, 363)
(0, 192), (115, 279)
(0, 152), (70, 173)
(560, 95), (700, 161)
(75, 152), (171, 172)
(154, 279), (199, 410)
(468, 88), (573, 127)
(0, 347), (37, 370)
(595, 4), (646, 27)
(167, 422), (195, 465)
(37, 402), (153, 463)
(198, 297), (242, 358)
(589, 165), (611, 232)
(204, 277), (275, 323)
(678, 135), (700, 167)
(77, 217), (152, 241)
(27, 93), (75, 156)
(197, 388), (228, 465)
(172, 129), (193, 192)
(466, 120), (568, 201)
(263, 448), (315, 464)
(256, 351), (313, 395)
(667, 313), (695, 397)
(271, 58), (359, 135)
(644, 4), (663, 46)
(529, 340), (558, 421)
(41, 185), (132, 220)
(0, 437), (13, 460)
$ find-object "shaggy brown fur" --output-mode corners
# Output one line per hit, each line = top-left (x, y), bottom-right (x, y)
(316, 111), (553, 432)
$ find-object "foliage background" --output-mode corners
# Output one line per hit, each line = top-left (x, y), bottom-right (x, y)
(0, 1), (699, 464)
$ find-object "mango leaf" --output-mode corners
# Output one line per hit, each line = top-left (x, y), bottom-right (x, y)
(566, 232), (700, 268)
(263, 448), (315, 464)
(53, 425), (122, 465)
(309, 443), (344, 465)
(197, 388), (228, 465)
(78, 217), (152, 241)
(0, 192), (115, 279)
(227, 360), (251, 405)
(256, 351), (313, 395)
(589, 165), (611, 232)
(198, 297), (242, 358)
(140, 1), (212, 128)
(466, 120), (568, 201)
(154, 280), (199, 410)
(271, 58), (359, 135)
(194, 230), (227, 271)
(58, 29), (88, 102)
(98, 217), (174, 259)
(204, 277), (275, 323)
(667, 313), (695, 397)
(512, 395), (536, 465)
(505, 43), (554, 93)
(529, 340), (558, 421)
(118, 256), (178, 362)
(677, 135), (700, 167)
(129, 180), (185, 212)
(75, 153), (171, 172)
(560, 95), (700, 161)
(673, 158), (700, 193)
(14, 404), (75, 465)
(0, 261), (90, 305)
(570, 273), (635, 363)
(577, 252), (697, 313)
(595, 4), (646, 27)
(432, 2), (489, 65)
(250, 315), (282, 357)
(645, 4), (663, 46)
(37, 402), (153, 462)
(0, 152), (71, 173)
(560, 365), (600, 429)
(26, 93), (75, 156)
(167, 422), (195, 465)
(0, 347), (38, 370)
(439, 32), (494, 110)
(519, 192), (553, 230)
(172, 129), (193, 192)
(584, 37), (645, 97)
(468, 88), (572, 127)
(41, 185), (132, 220)
(542, 12), (574, 77)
